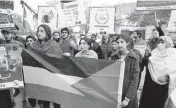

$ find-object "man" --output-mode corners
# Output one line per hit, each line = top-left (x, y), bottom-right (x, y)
(132, 30), (147, 46)
(90, 34), (103, 59)
(100, 31), (112, 60)
(59, 28), (72, 54)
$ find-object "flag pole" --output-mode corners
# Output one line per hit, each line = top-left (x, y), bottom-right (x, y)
(117, 60), (125, 108)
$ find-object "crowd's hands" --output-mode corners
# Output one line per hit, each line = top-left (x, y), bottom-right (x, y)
(120, 97), (130, 107)
(63, 53), (71, 56)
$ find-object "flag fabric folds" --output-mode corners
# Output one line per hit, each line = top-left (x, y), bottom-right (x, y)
(22, 49), (125, 108)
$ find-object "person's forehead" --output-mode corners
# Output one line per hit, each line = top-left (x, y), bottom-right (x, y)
(38, 26), (45, 30)
(62, 30), (68, 33)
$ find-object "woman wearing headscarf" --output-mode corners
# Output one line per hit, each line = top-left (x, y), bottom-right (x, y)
(139, 36), (176, 108)
(110, 35), (140, 108)
(30, 24), (62, 108)
(75, 38), (98, 59)
(31, 24), (62, 58)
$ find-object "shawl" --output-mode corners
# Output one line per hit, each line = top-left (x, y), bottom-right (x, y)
(75, 50), (98, 59)
(148, 47), (176, 105)
(31, 40), (63, 58)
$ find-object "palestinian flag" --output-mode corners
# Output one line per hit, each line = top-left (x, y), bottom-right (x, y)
(22, 49), (125, 108)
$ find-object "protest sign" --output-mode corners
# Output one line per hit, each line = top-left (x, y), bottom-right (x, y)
(59, 0), (86, 27)
(134, 45), (147, 57)
(136, 0), (176, 11)
(89, 7), (115, 33)
(38, 6), (57, 29)
(0, 44), (24, 90)
(0, 9), (14, 28)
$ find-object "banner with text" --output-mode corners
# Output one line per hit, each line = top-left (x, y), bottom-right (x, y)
(0, 44), (24, 90)
(89, 7), (115, 33)
(0, 9), (14, 28)
(136, 0), (176, 11)
(38, 6), (57, 29)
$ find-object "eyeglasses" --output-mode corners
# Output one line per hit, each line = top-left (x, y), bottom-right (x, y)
(157, 41), (165, 44)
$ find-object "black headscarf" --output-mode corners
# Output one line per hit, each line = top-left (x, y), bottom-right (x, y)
(37, 24), (51, 41)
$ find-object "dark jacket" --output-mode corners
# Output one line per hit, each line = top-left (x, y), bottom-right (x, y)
(91, 41), (104, 59)
(100, 40), (112, 60)
(111, 50), (140, 108)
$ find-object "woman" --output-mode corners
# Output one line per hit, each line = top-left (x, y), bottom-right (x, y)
(139, 36), (176, 108)
(75, 38), (98, 59)
(31, 24), (62, 58)
(31, 24), (62, 108)
(110, 35), (140, 108)
(53, 31), (61, 43)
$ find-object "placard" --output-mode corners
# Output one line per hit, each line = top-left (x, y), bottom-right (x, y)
(89, 7), (115, 33)
(0, 9), (14, 28)
(0, 44), (24, 90)
(38, 6), (57, 29)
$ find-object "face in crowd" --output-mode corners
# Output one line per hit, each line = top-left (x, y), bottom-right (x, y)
(90, 34), (96, 42)
(61, 30), (69, 39)
(37, 26), (47, 40)
(26, 38), (35, 47)
(79, 38), (90, 52)
(116, 38), (128, 52)
(3, 31), (14, 41)
(112, 40), (118, 51)
(157, 39), (166, 51)
(132, 31), (138, 39)
(101, 32), (108, 41)
(53, 32), (61, 41)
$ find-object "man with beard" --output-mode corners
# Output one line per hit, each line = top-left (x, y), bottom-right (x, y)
(99, 31), (112, 60)
(90, 34), (103, 59)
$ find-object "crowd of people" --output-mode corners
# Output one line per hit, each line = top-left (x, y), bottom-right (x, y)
(0, 18), (176, 108)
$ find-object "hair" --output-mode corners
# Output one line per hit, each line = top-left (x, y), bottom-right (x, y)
(116, 34), (134, 49)
(26, 35), (37, 42)
(134, 30), (142, 38)
(61, 27), (69, 35)
(37, 24), (51, 41)
(112, 39), (117, 43)
(53, 31), (61, 36)
(159, 21), (168, 27)
(79, 38), (91, 47)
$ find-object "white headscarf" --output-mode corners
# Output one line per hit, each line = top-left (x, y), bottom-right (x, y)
(148, 36), (176, 85)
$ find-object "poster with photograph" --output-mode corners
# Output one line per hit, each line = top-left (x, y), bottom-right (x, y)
(38, 6), (57, 29)
(0, 44), (24, 90)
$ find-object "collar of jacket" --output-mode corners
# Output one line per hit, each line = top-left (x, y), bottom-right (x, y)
(111, 50), (138, 60)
